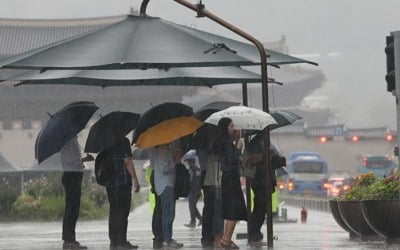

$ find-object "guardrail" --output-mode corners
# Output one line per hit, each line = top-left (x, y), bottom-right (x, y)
(280, 194), (331, 213)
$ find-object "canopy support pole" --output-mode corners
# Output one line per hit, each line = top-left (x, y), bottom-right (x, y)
(242, 82), (252, 244)
(140, 0), (274, 247)
(172, 1), (273, 248)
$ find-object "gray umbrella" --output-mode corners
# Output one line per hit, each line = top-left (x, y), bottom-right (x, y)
(0, 15), (316, 70)
(8, 67), (279, 87)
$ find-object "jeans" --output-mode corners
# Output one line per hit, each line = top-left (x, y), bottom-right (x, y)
(152, 195), (163, 242)
(160, 187), (176, 243)
(62, 171), (83, 242)
(106, 185), (132, 246)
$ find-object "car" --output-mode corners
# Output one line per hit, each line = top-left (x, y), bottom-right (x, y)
(326, 171), (353, 197)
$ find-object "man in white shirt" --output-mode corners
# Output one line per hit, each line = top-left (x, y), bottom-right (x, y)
(60, 136), (93, 250)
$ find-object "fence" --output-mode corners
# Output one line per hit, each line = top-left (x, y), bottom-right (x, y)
(280, 194), (331, 213)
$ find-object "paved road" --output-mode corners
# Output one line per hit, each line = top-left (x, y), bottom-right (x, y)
(0, 200), (398, 250)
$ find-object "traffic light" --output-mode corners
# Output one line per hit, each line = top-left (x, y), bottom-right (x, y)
(386, 35), (395, 92)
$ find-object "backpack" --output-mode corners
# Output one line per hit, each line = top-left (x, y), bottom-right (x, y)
(175, 163), (191, 198)
(95, 149), (115, 186)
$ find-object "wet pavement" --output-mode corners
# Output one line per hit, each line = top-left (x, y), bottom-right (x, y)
(0, 199), (399, 250)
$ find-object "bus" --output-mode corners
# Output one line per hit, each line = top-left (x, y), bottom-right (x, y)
(284, 152), (328, 196)
(359, 155), (396, 178)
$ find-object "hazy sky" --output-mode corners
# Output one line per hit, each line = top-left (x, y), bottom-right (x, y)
(1, 0), (400, 128)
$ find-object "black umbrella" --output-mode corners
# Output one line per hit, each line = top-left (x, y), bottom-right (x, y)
(35, 101), (98, 163)
(193, 101), (240, 121)
(132, 102), (193, 143)
(85, 111), (140, 153)
(190, 124), (218, 152)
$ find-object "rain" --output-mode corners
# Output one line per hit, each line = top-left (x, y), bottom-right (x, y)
(1, 0), (400, 249)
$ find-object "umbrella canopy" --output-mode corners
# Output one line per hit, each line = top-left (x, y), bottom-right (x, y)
(269, 110), (302, 130)
(193, 101), (240, 121)
(35, 101), (98, 163)
(0, 15), (316, 70)
(244, 110), (303, 136)
(7, 67), (276, 88)
(205, 106), (277, 130)
(190, 123), (217, 151)
(133, 102), (193, 143)
(85, 111), (140, 153)
(135, 117), (203, 148)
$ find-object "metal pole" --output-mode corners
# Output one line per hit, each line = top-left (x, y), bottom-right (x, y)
(392, 31), (400, 179)
(171, 2), (273, 247)
(242, 82), (252, 243)
(141, 0), (273, 247)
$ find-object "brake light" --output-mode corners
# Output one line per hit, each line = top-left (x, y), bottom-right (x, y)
(352, 136), (359, 142)
(323, 183), (331, 189)
(320, 136), (327, 143)
(331, 187), (340, 193)
(287, 179), (294, 191)
(386, 134), (393, 142)
(362, 157), (367, 167)
(278, 182), (285, 190)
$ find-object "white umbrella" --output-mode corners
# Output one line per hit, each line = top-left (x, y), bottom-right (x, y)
(205, 106), (277, 130)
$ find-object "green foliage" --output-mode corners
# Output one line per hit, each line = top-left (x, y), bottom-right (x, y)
(364, 176), (400, 200)
(340, 173), (376, 201)
(1, 171), (146, 221)
(0, 178), (19, 214)
(340, 173), (400, 201)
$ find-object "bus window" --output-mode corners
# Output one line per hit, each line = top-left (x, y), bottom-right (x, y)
(363, 158), (392, 169)
(293, 161), (324, 174)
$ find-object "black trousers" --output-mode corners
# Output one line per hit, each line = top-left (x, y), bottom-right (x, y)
(106, 185), (132, 246)
(152, 194), (163, 242)
(188, 190), (202, 223)
(201, 185), (216, 244)
(249, 180), (267, 242)
(62, 171), (83, 242)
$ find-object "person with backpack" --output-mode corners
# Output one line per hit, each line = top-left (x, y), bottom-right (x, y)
(106, 137), (140, 250)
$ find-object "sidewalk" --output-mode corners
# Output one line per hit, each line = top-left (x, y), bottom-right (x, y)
(0, 199), (398, 249)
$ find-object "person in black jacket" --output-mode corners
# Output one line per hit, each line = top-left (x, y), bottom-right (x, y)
(214, 118), (247, 249)
(247, 133), (286, 245)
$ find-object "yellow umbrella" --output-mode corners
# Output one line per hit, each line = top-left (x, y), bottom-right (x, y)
(135, 117), (203, 148)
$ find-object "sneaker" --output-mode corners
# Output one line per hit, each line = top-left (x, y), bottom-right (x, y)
(184, 222), (196, 228)
(63, 241), (88, 250)
(197, 219), (202, 227)
(120, 241), (139, 249)
(163, 240), (184, 249)
(153, 240), (164, 249)
(248, 240), (268, 247)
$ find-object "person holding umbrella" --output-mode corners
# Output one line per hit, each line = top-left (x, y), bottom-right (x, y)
(105, 137), (140, 250)
(83, 111), (141, 249)
(34, 101), (99, 250)
(246, 135), (286, 246)
(61, 136), (94, 250)
(213, 118), (247, 249)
